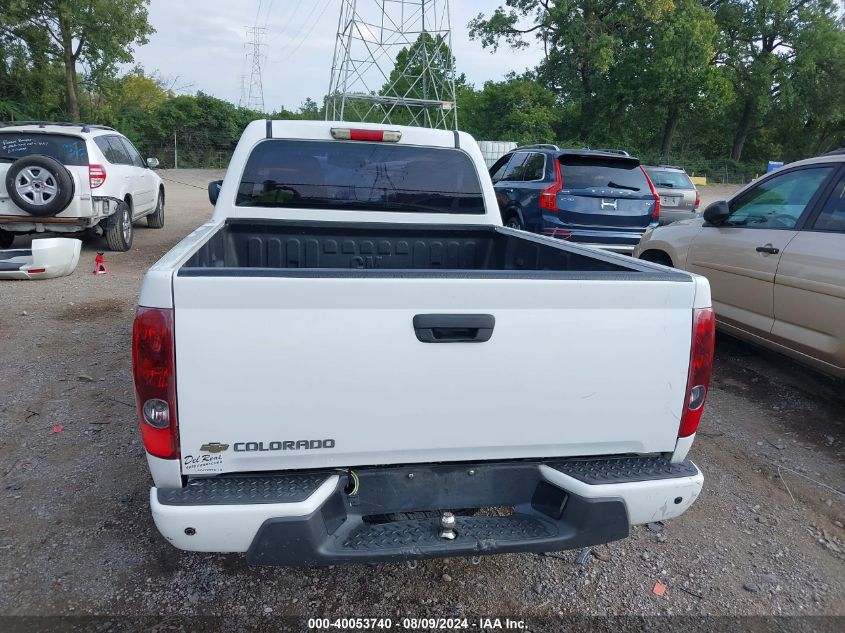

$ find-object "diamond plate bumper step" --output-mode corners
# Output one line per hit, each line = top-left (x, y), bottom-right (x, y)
(550, 456), (698, 485)
(157, 473), (331, 506)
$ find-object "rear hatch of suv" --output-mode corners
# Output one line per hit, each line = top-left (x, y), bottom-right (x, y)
(0, 130), (92, 220)
(554, 154), (658, 230)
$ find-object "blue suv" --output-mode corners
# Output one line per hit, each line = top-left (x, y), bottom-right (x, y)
(490, 145), (660, 253)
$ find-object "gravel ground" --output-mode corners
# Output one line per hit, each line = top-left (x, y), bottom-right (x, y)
(1, 175), (843, 630)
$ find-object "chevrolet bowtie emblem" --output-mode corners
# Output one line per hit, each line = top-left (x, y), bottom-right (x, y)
(199, 442), (230, 454)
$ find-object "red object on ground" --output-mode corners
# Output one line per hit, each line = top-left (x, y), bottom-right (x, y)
(52, 425), (63, 433)
(653, 582), (667, 596)
(93, 252), (108, 275)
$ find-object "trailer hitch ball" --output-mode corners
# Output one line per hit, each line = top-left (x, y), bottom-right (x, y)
(439, 512), (457, 540)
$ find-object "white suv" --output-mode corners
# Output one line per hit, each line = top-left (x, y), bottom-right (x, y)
(0, 121), (165, 251)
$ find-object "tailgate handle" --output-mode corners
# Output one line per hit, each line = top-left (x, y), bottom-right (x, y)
(413, 314), (495, 343)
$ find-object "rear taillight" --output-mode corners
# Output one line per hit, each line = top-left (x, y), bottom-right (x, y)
(330, 127), (402, 142)
(642, 166), (660, 221)
(678, 307), (716, 438)
(695, 190), (701, 209)
(540, 159), (563, 211)
(132, 306), (179, 459)
(89, 164), (106, 188)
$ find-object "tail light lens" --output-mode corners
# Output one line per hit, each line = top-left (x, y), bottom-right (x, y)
(641, 166), (660, 221)
(695, 190), (701, 209)
(540, 160), (563, 211)
(89, 164), (106, 188)
(132, 306), (179, 459)
(678, 307), (716, 438)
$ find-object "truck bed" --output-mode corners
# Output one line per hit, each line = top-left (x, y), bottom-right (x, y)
(180, 219), (684, 278)
(168, 218), (699, 476)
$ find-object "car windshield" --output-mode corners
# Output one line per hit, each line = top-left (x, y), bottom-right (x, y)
(559, 157), (649, 192)
(237, 140), (485, 214)
(645, 169), (693, 189)
(0, 132), (89, 166)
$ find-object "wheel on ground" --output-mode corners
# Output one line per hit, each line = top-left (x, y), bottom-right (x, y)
(105, 201), (133, 252)
(147, 190), (165, 228)
(0, 229), (14, 249)
(639, 250), (673, 267)
(504, 215), (524, 230)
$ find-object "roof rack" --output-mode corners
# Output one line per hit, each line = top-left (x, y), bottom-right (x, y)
(518, 144), (561, 151)
(0, 121), (116, 133)
(590, 148), (630, 157)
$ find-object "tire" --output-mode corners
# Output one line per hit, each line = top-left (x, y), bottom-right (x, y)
(105, 202), (133, 252)
(146, 190), (165, 228)
(0, 229), (14, 249)
(639, 250), (673, 267)
(504, 214), (524, 230)
(4, 155), (74, 217)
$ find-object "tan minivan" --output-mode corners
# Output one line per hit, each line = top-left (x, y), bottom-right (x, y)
(634, 152), (845, 379)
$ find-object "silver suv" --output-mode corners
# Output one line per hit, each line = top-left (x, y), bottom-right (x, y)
(643, 165), (699, 224)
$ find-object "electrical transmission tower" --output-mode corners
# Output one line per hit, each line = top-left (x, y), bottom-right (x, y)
(327, 0), (458, 129)
(245, 26), (267, 112)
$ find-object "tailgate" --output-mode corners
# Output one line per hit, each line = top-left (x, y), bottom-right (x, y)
(172, 274), (696, 475)
(555, 188), (656, 229)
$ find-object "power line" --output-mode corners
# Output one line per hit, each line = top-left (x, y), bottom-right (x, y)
(278, 0), (335, 64)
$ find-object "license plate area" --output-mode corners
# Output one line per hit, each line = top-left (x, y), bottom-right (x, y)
(661, 196), (680, 207)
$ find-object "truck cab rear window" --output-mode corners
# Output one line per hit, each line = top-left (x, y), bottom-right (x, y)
(0, 133), (89, 166)
(237, 140), (485, 214)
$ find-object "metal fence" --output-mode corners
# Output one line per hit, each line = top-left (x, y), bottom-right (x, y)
(133, 137), (234, 170)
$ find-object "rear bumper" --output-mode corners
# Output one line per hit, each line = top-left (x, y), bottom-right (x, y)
(151, 457), (703, 565)
(539, 220), (652, 253)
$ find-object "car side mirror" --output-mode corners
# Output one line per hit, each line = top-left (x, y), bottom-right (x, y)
(146, 157), (160, 169)
(208, 180), (223, 205)
(702, 200), (730, 226)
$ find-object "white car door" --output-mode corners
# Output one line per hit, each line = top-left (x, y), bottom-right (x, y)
(102, 136), (134, 207)
(120, 138), (154, 214)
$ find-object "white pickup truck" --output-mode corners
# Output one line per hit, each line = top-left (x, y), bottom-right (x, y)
(133, 120), (715, 566)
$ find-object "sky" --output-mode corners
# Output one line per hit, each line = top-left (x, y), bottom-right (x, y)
(131, 0), (544, 112)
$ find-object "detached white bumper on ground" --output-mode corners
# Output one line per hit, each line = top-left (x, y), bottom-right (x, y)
(0, 237), (81, 280)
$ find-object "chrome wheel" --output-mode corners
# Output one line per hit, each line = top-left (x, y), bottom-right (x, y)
(122, 207), (132, 243)
(16, 167), (58, 206)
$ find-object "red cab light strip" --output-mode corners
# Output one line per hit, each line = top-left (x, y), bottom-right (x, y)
(540, 159), (563, 211)
(89, 164), (106, 189)
(330, 128), (402, 143)
(678, 307), (716, 438)
(132, 306), (179, 459)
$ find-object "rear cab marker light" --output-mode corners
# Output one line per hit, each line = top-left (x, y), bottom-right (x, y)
(330, 128), (402, 143)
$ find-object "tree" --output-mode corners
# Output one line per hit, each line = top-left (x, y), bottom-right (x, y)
(4, 0), (154, 120)
(712, 0), (842, 160)
(459, 78), (559, 144)
(378, 32), (463, 127)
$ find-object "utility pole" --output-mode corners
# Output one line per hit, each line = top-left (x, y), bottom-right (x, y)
(238, 73), (248, 108)
(327, 0), (458, 129)
(245, 26), (267, 112)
